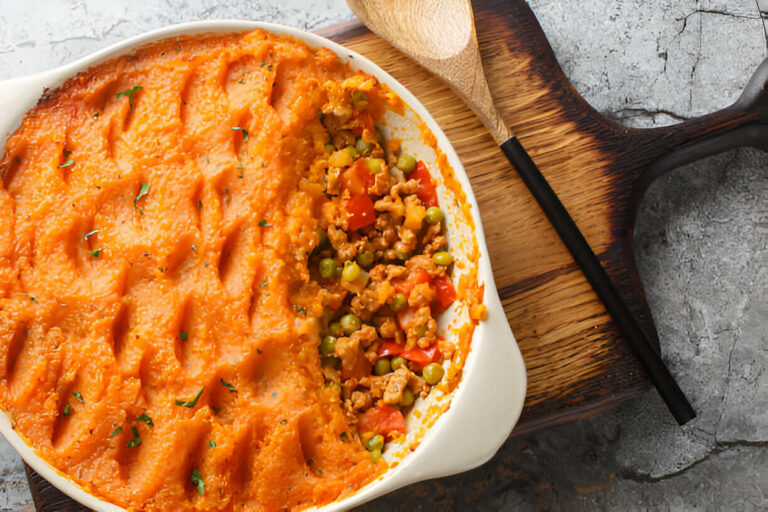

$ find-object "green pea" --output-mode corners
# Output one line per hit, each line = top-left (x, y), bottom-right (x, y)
(365, 157), (383, 174)
(423, 363), (445, 385)
(416, 323), (428, 337)
(356, 250), (374, 268)
(369, 448), (382, 462)
(425, 206), (444, 225)
(352, 91), (369, 104)
(342, 261), (361, 282)
(324, 143), (336, 153)
(373, 358), (391, 376)
(322, 356), (341, 370)
(315, 227), (329, 248)
(391, 356), (406, 371)
(320, 335), (337, 356)
(339, 313), (361, 334)
(432, 251), (453, 266)
(343, 146), (359, 159)
(364, 434), (384, 452)
(396, 153), (417, 174)
(355, 138), (370, 155)
(401, 388), (415, 407)
(394, 250), (411, 261)
(328, 322), (342, 337)
(319, 258), (337, 278)
(390, 293), (407, 312)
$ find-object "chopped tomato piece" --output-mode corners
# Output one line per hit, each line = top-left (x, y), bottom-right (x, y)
(432, 274), (457, 314)
(411, 160), (439, 208)
(377, 340), (403, 358)
(342, 159), (374, 196)
(401, 343), (441, 366)
(345, 194), (376, 231)
(354, 111), (374, 135)
(357, 404), (406, 436)
(394, 268), (430, 296)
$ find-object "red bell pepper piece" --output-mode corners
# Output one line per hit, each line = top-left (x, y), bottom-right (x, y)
(355, 111), (374, 135)
(377, 340), (441, 367)
(345, 194), (376, 231)
(377, 340), (403, 358)
(401, 344), (441, 366)
(432, 274), (457, 314)
(357, 404), (406, 435)
(411, 160), (439, 208)
(394, 268), (430, 296)
(342, 158), (374, 196)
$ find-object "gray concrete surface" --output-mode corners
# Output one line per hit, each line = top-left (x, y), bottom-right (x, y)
(0, 1), (766, 510)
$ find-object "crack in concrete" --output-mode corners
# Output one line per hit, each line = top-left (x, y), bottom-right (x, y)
(611, 107), (690, 122)
(616, 439), (767, 484)
(676, 8), (760, 23)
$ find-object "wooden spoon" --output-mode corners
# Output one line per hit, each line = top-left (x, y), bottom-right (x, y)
(346, 0), (696, 424)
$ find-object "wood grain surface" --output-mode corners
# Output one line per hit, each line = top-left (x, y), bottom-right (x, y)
(25, 0), (768, 509)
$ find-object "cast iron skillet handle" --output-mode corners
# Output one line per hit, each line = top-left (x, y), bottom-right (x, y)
(632, 58), (768, 213)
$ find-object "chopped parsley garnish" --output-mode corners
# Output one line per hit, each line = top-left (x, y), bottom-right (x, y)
(209, 440), (216, 448)
(307, 458), (314, 465)
(340, 432), (348, 442)
(72, 391), (84, 403)
(90, 249), (102, 258)
(136, 413), (154, 427)
(271, 391), (276, 397)
(116, 85), (143, 109)
(258, 219), (271, 227)
(231, 126), (248, 141)
(58, 159), (75, 168)
(126, 426), (141, 448)
(190, 469), (205, 495)
(191, 244), (197, 253)
(238, 171), (243, 179)
(83, 229), (100, 240)
(109, 426), (122, 438)
(63, 404), (70, 416)
(293, 305), (307, 316)
(267, 64), (273, 71)
(134, 182), (149, 210)
(175, 387), (204, 408)
(22, 294), (37, 303)
(220, 378), (237, 393)
(317, 469), (323, 475)
(259, 279), (267, 289)
(279, 419), (287, 425)
(180, 331), (189, 341)
(260, 61), (266, 67)
(197, 199), (203, 211)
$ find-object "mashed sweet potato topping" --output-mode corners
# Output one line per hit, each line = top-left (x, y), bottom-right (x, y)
(0, 29), (469, 511)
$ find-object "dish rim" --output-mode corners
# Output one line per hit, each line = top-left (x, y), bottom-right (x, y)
(0, 19), (527, 512)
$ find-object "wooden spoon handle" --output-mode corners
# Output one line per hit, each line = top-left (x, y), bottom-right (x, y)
(500, 136), (697, 425)
(632, 59), (768, 213)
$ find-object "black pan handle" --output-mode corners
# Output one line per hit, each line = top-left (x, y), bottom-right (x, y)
(632, 58), (768, 215)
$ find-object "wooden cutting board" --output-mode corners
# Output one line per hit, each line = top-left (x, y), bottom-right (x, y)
(25, 0), (768, 509)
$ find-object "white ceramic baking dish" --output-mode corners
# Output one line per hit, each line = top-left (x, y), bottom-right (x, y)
(0, 20), (526, 511)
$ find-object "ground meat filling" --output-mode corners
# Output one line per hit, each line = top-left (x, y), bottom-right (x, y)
(312, 93), (457, 459)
